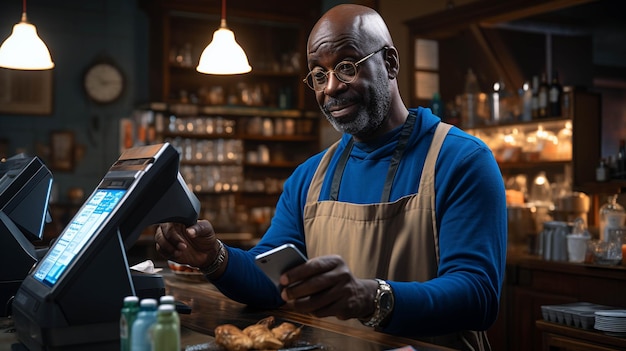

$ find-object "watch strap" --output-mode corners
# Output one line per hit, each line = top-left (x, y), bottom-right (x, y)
(360, 278), (394, 328)
(200, 240), (226, 276)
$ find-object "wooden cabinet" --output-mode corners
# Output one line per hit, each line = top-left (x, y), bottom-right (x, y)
(137, 1), (323, 242)
(536, 320), (626, 351)
(488, 256), (626, 351)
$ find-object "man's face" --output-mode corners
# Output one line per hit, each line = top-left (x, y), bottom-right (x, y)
(306, 44), (391, 140)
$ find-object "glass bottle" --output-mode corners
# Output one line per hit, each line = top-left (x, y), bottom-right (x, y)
(548, 70), (562, 117)
(151, 304), (180, 351)
(599, 194), (626, 241)
(430, 92), (442, 116)
(618, 139), (626, 178)
(531, 75), (539, 119)
(159, 295), (180, 332)
(462, 68), (480, 128)
(520, 80), (532, 122)
(596, 158), (609, 182)
(537, 72), (549, 118)
(529, 171), (553, 208)
(131, 298), (158, 351)
(120, 296), (139, 351)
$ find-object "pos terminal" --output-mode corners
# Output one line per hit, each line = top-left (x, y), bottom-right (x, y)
(0, 155), (53, 317)
(11, 143), (200, 351)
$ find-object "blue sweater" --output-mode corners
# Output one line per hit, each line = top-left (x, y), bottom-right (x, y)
(212, 107), (507, 337)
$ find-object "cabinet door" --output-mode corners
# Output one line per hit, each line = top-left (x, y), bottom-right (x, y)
(511, 287), (577, 351)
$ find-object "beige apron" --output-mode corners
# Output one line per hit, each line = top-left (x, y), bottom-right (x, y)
(303, 122), (490, 351)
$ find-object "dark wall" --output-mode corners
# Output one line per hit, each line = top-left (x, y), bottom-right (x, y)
(0, 0), (149, 202)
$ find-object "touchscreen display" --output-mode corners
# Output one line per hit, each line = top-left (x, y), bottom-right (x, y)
(33, 188), (127, 286)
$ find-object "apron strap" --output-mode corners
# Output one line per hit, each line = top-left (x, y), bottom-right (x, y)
(329, 139), (353, 201)
(417, 122), (453, 196)
(306, 140), (340, 205)
(418, 121), (453, 265)
(381, 111), (417, 202)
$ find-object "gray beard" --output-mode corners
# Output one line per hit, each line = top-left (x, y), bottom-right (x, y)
(321, 80), (391, 139)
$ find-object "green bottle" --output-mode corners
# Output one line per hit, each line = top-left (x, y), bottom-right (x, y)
(159, 295), (180, 332)
(151, 304), (180, 351)
(119, 296), (139, 351)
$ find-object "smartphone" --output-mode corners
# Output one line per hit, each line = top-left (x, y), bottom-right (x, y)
(254, 244), (308, 287)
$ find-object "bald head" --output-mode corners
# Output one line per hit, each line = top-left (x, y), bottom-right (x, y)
(305, 4), (407, 141)
(307, 4), (394, 56)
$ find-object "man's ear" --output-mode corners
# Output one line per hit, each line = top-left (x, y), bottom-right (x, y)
(384, 47), (399, 79)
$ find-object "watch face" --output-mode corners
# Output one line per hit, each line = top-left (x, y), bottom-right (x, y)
(84, 62), (124, 103)
(380, 291), (393, 310)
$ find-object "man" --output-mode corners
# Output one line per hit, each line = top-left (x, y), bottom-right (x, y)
(156, 4), (506, 350)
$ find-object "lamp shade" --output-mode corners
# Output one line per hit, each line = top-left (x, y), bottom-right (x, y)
(196, 20), (251, 75)
(0, 18), (54, 70)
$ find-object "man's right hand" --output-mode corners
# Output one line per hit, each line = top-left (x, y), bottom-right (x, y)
(155, 220), (220, 270)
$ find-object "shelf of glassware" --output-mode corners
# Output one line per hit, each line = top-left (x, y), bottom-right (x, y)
(465, 118), (573, 171)
(158, 103), (321, 238)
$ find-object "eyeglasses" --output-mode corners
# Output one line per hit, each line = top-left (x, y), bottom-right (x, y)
(303, 47), (387, 91)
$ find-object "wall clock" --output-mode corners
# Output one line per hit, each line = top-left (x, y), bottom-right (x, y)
(83, 61), (125, 104)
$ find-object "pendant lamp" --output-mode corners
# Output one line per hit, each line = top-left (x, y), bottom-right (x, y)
(196, 0), (251, 75)
(0, 0), (54, 70)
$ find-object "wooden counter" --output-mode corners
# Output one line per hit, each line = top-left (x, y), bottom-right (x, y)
(164, 273), (456, 351)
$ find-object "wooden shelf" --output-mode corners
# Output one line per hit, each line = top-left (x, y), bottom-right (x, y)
(499, 160), (571, 169)
(464, 117), (571, 132)
(140, 2), (321, 237)
(576, 181), (626, 195)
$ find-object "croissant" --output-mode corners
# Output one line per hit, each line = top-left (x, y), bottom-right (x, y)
(272, 322), (302, 346)
(256, 315), (276, 328)
(214, 324), (254, 351)
(215, 316), (303, 350)
(243, 323), (284, 350)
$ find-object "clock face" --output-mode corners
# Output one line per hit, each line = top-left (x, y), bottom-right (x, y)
(84, 62), (124, 103)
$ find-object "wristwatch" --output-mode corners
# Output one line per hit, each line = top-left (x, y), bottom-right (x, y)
(200, 240), (226, 276)
(360, 279), (394, 328)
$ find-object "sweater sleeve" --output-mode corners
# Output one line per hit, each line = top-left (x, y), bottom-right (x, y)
(382, 141), (507, 336)
(209, 154), (322, 307)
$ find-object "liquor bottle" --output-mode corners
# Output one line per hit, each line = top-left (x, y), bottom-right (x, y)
(596, 158), (609, 182)
(462, 68), (480, 128)
(120, 296), (140, 351)
(520, 80), (532, 121)
(151, 304), (180, 351)
(549, 70), (562, 117)
(130, 298), (158, 351)
(531, 75), (539, 119)
(537, 72), (549, 118)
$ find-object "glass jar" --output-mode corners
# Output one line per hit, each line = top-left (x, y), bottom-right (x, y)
(599, 194), (625, 241)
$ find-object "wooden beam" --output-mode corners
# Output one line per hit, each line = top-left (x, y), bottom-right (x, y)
(474, 25), (526, 90)
(405, 0), (599, 39)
